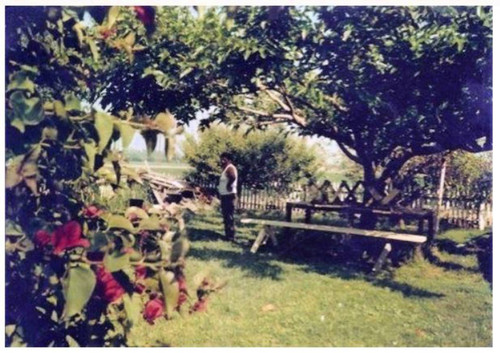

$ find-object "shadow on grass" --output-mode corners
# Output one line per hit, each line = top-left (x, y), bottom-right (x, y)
(424, 249), (477, 273)
(186, 211), (448, 298)
(367, 277), (445, 298)
(276, 251), (445, 299)
(188, 226), (225, 242)
(188, 247), (285, 280)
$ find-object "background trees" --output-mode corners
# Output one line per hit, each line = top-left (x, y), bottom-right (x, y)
(401, 150), (492, 200)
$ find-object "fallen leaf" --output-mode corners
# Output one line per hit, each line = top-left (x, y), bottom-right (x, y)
(261, 303), (277, 312)
(415, 329), (426, 337)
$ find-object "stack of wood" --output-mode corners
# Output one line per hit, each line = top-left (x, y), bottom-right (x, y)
(139, 171), (198, 205)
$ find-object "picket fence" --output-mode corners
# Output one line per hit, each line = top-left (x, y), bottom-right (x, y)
(194, 179), (492, 230)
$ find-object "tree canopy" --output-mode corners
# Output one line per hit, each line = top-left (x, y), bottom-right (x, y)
(206, 6), (492, 192)
(6, 5), (492, 189)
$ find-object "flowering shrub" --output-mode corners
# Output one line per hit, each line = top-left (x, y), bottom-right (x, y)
(5, 6), (221, 347)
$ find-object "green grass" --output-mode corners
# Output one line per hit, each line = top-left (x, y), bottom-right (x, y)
(129, 209), (492, 347)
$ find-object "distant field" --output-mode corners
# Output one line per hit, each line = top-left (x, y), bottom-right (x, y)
(127, 162), (193, 179)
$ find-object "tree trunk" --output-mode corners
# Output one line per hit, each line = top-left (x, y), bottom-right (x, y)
(360, 164), (380, 229)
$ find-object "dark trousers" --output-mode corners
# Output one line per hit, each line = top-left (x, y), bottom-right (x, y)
(220, 194), (236, 239)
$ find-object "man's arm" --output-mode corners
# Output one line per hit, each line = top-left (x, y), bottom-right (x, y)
(226, 165), (237, 192)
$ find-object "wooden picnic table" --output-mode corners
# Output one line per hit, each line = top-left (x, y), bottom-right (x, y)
(285, 201), (437, 240)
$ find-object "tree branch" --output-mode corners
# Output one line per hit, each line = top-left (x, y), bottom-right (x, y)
(337, 141), (361, 164)
(254, 82), (307, 127)
(237, 106), (295, 124)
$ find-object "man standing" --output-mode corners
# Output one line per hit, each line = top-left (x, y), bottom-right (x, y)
(218, 152), (238, 241)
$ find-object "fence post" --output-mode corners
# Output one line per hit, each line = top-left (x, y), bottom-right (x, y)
(434, 158), (447, 235)
(478, 203), (485, 230)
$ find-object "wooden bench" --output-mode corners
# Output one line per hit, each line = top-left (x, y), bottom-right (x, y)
(240, 218), (427, 272)
(286, 202), (436, 241)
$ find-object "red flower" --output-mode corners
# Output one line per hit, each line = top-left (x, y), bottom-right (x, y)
(34, 230), (52, 247)
(99, 27), (116, 39)
(127, 212), (139, 222)
(83, 205), (102, 218)
(95, 266), (125, 303)
(143, 298), (164, 324)
(135, 265), (147, 281)
(52, 221), (90, 255)
(134, 283), (146, 294)
(189, 298), (208, 314)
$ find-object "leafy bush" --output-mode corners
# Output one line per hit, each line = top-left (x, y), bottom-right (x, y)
(184, 124), (320, 190)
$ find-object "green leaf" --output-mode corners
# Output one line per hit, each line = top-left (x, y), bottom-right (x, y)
(125, 206), (149, 220)
(106, 6), (121, 28)
(117, 122), (136, 149)
(107, 215), (136, 233)
(159, 270), (179, 319)
(342, 27), (352, 41)
(64, 93), (81, 112)
(83, 142), (97, 170)
(103, 250), (130, 273)
(66, 335), (80, 347)
(243, 49), (251, 60)
(10, 91), (44, 126)
(5, 325), (16, 337)
(137, 216), (162, 231)
(124, 31), (136, 46)
(72, 22), (85, 47)
(42, 126), (58, 140)
(94, 111), (115, 153)
(6, 220), (24, 237)
(180, 67), (194, 78)
(62, 264), (96, 319)
(123, 293), (141, 328)
(155, 112), (177, 133)
(10, 334), (27, 347)
(54, 100), (67, 118)
(8, 62), (39, 74)
(7, 71), (35, 93)
(170, 238), (189, 263)
(87, 37), (100, 62)
(6, 148), (40, 188)
(158, 239), (170, 260)
(121, 166), (143, 184)
(10, 118), (25, 133)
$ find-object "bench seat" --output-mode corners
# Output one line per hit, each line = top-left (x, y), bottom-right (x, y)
(241, 218), (427, 244)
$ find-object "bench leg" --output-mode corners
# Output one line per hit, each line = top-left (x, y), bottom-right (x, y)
(372, 243), (392, 273)
(269, 231), (279, 247)
(251, 226), (271, 254)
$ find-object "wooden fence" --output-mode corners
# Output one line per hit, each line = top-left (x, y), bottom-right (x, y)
(192, 179), (492, 230)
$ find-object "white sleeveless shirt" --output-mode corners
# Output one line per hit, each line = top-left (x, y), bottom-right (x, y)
(218, 164), (238, 195)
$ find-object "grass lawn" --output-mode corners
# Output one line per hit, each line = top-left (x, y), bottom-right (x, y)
(129, 208), (492, 347)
